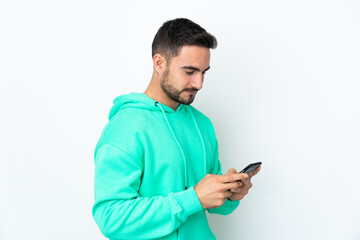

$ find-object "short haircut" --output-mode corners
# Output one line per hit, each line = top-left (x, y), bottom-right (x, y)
(152, 18), (217, 61)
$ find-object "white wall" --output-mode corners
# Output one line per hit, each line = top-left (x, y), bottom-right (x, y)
(1, 0), (359, 239)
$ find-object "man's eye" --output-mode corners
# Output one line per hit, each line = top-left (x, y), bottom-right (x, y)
(185, 71), (194, 75)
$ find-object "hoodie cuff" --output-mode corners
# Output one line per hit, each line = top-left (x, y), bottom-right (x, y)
(173, 187), (203, 218)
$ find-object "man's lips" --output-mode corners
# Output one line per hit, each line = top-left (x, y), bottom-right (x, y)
(184, 90), (197, 94)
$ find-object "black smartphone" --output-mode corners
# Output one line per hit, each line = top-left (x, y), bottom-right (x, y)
(239, 162), (262, 175)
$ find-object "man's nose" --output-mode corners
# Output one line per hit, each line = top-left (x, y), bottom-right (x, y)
(191, 74), (204, 90)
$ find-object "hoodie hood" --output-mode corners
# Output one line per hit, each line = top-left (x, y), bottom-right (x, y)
(109, 92), (185, 120)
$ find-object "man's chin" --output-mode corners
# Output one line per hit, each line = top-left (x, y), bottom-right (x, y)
(180, 96), (195, 105)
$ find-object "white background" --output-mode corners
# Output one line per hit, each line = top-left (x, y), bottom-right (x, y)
(1, 0), (359, 239)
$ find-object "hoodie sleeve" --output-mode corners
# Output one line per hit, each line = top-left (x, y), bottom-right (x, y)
(92, 143), (203, 239)
(206, 140), (240, 215)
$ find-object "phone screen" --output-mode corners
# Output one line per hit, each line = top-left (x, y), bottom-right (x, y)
(239, 162), (262, 175)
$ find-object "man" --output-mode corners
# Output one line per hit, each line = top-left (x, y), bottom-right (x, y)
(92, 18), (260, 240)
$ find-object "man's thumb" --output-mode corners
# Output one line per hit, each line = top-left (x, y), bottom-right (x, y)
(227, 168), (237, 174)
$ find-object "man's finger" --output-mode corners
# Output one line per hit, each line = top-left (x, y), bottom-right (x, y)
(223, 181), (242, 190)
(225, 190), (233, 198)
(221, 173), (247, 183)
(242, 178), (253, 188)
(230, 188), (243, 193)
(227, 168), (237, 174)
(241, 177), (250, 185)
(237, 180), (244, 187)
(249, 166), (261, 178)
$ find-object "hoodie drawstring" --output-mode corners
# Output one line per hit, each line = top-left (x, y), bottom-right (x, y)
(155, 102), (207, 190)
(189, 108), (207, 177)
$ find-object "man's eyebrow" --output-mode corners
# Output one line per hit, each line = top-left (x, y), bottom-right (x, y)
(182, 66), (211, 72)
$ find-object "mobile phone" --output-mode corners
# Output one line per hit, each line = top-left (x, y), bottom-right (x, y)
(239, 162), (262, 175)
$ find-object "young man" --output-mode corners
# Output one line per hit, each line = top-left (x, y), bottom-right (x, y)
(92, 18), (260, 240)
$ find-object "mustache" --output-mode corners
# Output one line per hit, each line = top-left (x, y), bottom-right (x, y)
(182, 88), (199, 92)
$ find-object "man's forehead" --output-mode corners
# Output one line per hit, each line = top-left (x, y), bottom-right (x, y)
(172, 45), (210, 69)
(177, 45), (210, 55)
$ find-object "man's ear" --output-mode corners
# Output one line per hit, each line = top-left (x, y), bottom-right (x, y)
(153, 53), (167, 74)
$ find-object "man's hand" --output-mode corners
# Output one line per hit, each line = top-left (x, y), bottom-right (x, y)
(194, 173), (246, 209)
(226, 166), (261, 201)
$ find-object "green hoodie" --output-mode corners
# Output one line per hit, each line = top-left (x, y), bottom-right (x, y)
(92, 92), (239, 240)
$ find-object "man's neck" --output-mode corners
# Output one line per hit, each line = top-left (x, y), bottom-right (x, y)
(145, 72), (181, 111)
(144, 88), (180, 111)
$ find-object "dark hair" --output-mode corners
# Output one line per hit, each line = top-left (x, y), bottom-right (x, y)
(151, 18), (217, 61)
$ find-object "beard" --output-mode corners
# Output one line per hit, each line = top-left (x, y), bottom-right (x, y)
(160, 68), (197, 105)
